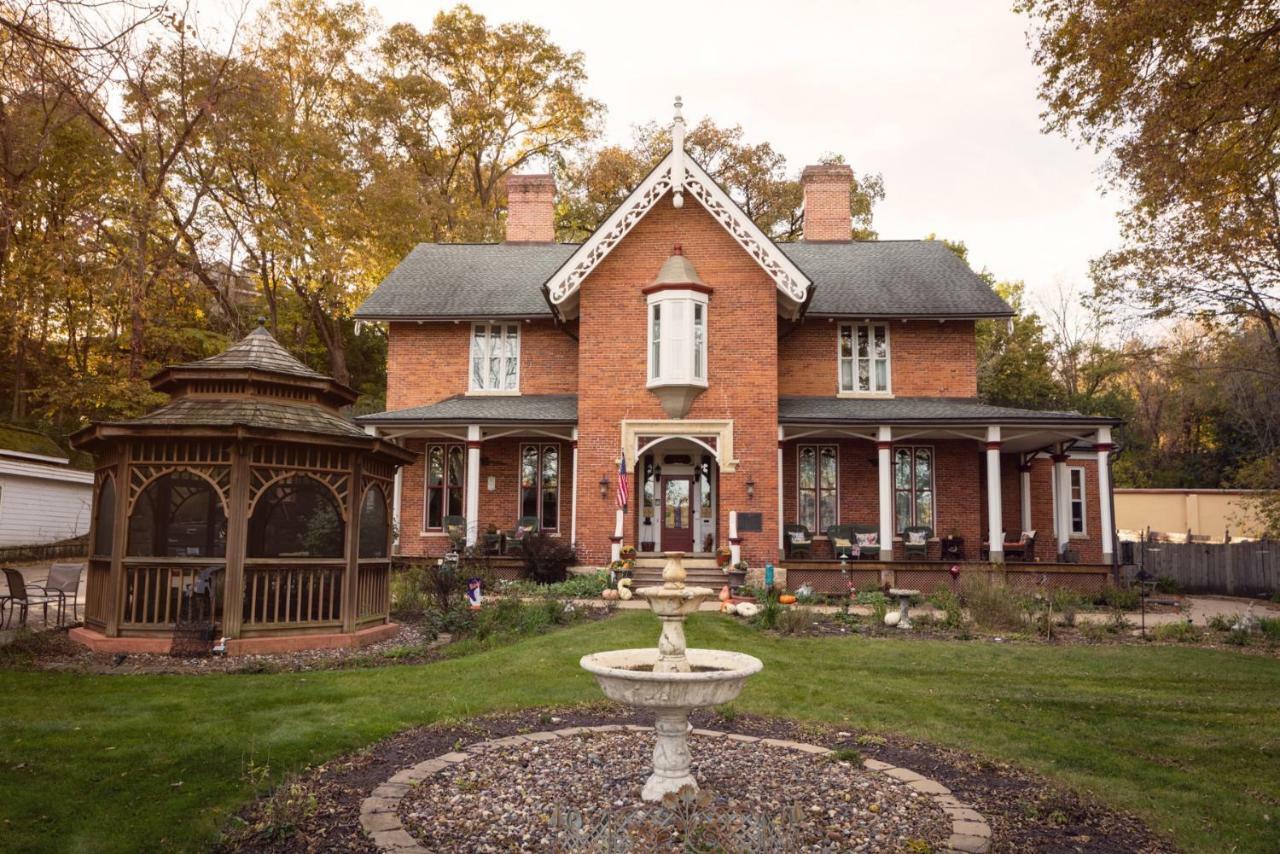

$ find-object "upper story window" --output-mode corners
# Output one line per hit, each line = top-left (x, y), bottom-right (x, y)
(470, 323), (520, 393)
(839, 323), (890, 394)
(648, 291), (708, 387)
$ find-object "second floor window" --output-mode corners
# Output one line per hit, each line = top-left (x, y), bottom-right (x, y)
(425, 444), (465, 530)
(839, 323), (890, 394)
(470, 323), (520, 392)
(648, 293), (708, 386)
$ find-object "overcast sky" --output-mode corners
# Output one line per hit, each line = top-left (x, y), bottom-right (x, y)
(366, 1), (1123, 310)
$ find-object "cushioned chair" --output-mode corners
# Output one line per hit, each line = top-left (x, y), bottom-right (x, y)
(1003, 530), (1037, 561)
(902, 526), (933, 560)
(504, 516), (539, 556)
(442, 515), (467, 551)
(783, 524), (813, 559)
(826, 524), (856, 560)
(850, 524), (882, 560)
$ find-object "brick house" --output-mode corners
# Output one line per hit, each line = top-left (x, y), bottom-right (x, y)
(356, 104), (1119, 578)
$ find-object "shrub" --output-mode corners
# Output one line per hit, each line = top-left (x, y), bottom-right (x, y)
(960, 577), (1027, 632)
(391, 558), (473, 613)
(1051, 589), (1089, 627)
(1154, 576), (1180, 594)
(1099, 586), (1140, 610)
(854, 586), (889, 606)
(754, 597), (784, 630)
(774, 607), (816, 635)
(501, 570), (610, 599)
(1257, 616), (1280, 642)
(1105, 609), (1132, 634)
(928, 588), (967, 629)
(1152, 621), (1201, 643)
(869, 598), (889, 631)
(520, 532), (578, 583)
(1207, 613), (1235, 632)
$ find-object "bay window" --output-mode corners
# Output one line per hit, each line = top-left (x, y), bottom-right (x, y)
(646, 288), (709, 417)
(893, 446), (934, 533)
(839, 323), (890, 394)
(520, 443), (560, 532)
(797, 445), (838, 534)
(470, 323), (520, 392)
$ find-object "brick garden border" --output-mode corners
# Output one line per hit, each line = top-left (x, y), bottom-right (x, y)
(359, 725), (992, 854)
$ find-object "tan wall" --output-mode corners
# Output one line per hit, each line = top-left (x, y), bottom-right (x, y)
(1115, 490), (1270, 540)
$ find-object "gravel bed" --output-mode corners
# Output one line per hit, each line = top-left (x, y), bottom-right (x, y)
(398, 730), (950, 852)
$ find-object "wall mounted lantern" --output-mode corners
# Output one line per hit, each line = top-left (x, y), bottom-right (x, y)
(745, 476), (756, 500)
(599, 476), (610, 499)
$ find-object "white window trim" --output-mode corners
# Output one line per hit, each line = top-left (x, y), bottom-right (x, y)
(646, 289), (710, 390)
(795, 444), (839, 534)
(518, 442), (561, 533)
(1069, 466), (1087, 538)
(467, 322), (521, 394)
(837, 322), (893, 397)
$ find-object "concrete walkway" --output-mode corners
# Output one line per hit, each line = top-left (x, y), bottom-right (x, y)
(0, 561), (87, 644)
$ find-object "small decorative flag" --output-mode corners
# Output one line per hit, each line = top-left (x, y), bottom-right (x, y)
(616, 452), (629, 510)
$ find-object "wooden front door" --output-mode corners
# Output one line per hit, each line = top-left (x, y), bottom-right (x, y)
(661, 476), (694, 552)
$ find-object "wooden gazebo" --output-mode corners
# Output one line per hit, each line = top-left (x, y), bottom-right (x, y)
(69, 324), (415, 654)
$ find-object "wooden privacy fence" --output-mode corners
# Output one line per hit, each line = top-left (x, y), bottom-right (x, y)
(1127, 540), (1279, 595)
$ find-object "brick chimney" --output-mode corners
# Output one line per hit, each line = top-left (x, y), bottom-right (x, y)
(800, 164), (853, 241)
(504, 173), (556, 243)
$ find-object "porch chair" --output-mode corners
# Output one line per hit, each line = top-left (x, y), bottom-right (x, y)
(481, 529), (503, 556)
(1, 567), (62, 629)
(37, 563), (85, 624)
(850, 524), (882, 560)
(442, 515), (467, 551)
(1003, 530), (1037, 561)
(902, 526), (932, 560)
(783, 524), (813, 559)
(504, 516), (539, 556)
(826, 525), (856, 560)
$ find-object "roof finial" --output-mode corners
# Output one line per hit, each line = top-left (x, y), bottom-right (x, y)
(257, 315), (267, 328)
(671, 95), (686, 209)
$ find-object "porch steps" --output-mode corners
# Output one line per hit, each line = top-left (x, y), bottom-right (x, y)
(630, 555), (729, 589)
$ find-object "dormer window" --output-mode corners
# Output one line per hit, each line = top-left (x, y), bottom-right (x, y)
(839, 322), (890, 394)
(469, 322), (520, 393)
(644, 245), (711, 418)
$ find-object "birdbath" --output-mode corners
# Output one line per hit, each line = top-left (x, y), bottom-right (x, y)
(887, 588), (920, 629)
(580, 552), (763, 802)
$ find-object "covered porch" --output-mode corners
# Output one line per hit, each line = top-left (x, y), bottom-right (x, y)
(777, 397), (1120, 568)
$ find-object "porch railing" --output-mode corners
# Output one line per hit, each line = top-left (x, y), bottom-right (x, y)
(119, 559), (222, 628)
(242, 560), (343, 629)
(356, 560), (391, 623)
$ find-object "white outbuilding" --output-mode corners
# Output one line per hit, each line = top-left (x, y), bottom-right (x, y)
(0, 426), (93, 548)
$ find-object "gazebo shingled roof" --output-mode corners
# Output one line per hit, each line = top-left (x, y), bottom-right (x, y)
(69, 324), (415, 656)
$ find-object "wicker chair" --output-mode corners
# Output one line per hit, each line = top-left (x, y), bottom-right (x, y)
(850, 524), (882, 560)
(442, 515), (467, 551)
(902, 526), (933, 560)
(504, 516), (539, 556)
(1003, 530), (1037, 561)
(783, 524), (813, 559)
(826, 524), (856, 560)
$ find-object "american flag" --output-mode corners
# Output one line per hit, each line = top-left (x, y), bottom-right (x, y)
(616, 453), (629, 510)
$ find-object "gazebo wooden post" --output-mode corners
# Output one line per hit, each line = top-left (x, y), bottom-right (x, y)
(105, 447), (130, 637)
(342, 458), (363, 634)
(221, 440), (252, 639)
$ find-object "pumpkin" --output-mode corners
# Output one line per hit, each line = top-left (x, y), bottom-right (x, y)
(778, 594), (797, 605)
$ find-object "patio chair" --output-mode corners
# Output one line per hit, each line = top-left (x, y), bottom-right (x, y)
(481, 529), (503, 556)
(850, 524), (882, 560)
(826, 524), (856, 560)
(1, 567), (62, 629)
(902, 526), (932, 560)
(442, 515), (467, 551)
(1003, 530), (1037, 561)
(783, 524), (813, 559)
(504, 516), (539, 556)
(37, 563), (85, 624)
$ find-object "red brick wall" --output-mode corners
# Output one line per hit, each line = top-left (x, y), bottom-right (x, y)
(396, 436), (575, 558)
(778, 319), (978, 397)
(575, 193), (780, 565)
(385, 320), (578, 411)
(1026, 456), (1103, 564)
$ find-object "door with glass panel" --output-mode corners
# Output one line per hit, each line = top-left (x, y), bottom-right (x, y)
(661, 476), (694, 552)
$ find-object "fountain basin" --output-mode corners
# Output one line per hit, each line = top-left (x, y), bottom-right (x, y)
(635, 585), (716, 617)
(580, 648), (762, 709)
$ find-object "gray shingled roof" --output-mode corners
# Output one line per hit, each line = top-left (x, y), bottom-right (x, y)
(114, 397), (370, 439)
(783, 242), (1012, 317)
(355, 244), (574, 319)
(779, 396), (1118, 425)
(184, 325), (329, 379)
(354, 240), (1012, 320)
(358, 394), (577, 424)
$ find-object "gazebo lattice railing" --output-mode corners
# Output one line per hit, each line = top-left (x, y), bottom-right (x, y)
(72, 324), (414, 654)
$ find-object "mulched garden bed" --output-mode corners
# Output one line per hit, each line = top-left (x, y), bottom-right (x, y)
(220, 705), (1175, 854)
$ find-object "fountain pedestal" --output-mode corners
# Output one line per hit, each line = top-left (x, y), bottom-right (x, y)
(580, 551), (763, 802)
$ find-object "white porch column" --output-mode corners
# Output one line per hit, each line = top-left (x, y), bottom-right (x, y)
(985, 426), (1004, 563)
(569, 428), (579, 548)
(777, 426), (785, 553)
(465, 424), (481, 546)
(1096, 426), (1115, 564)
(877, 426), (894, 560)
(1019, 459), (1032, 535)
(393, 466), (403, 551)
(1053, 445), (1070, 559)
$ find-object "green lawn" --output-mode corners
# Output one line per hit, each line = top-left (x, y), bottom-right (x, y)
(2, 614), (1278, 853)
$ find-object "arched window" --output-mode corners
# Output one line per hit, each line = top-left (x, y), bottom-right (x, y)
(248, 475), (344, 558)
(358, 485), (389, 558)
(127, 472), (227, 557)
(92, 474), (117, 557)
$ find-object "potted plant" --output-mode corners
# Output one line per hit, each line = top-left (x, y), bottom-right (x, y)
(715, 546), (732, 568)
(727, 559), (748, 588)
(620, 544), (637, 561)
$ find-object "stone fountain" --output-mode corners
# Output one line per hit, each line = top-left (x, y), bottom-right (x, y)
(580, 552), (762, 801)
